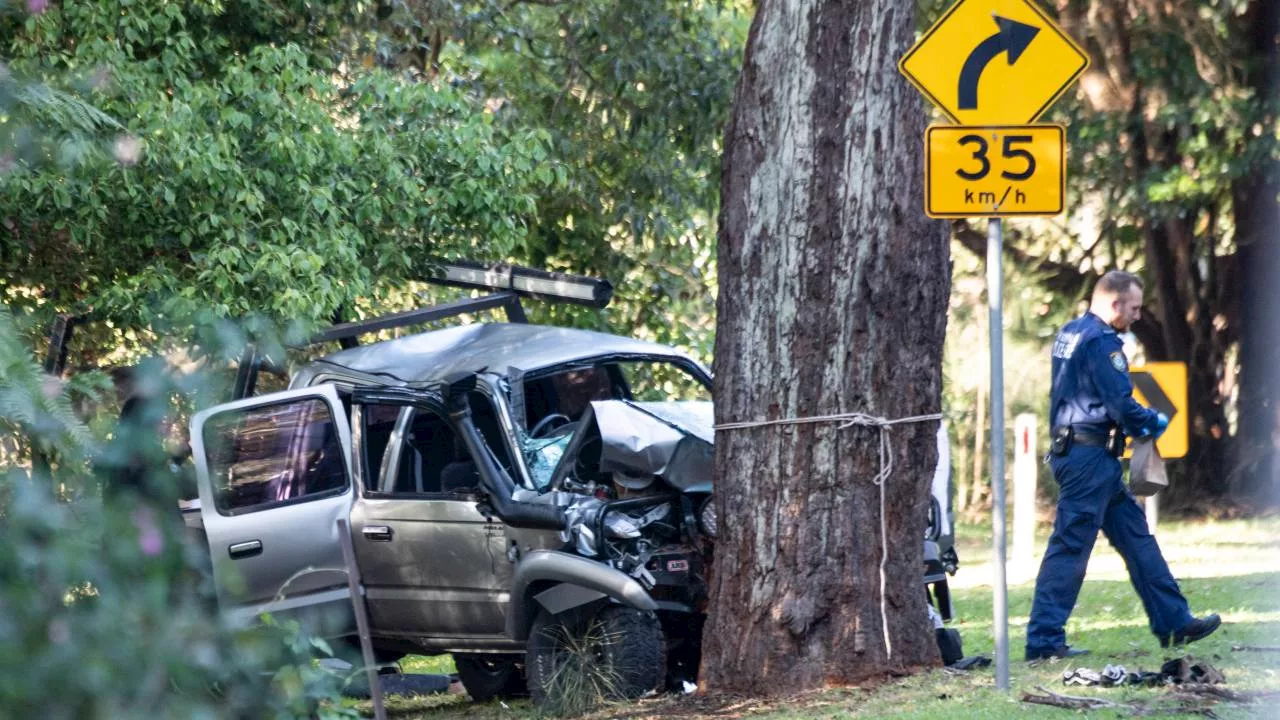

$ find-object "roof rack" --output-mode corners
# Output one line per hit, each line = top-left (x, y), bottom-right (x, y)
(39, 261), (612, 401)
(231, 261), (613, 397)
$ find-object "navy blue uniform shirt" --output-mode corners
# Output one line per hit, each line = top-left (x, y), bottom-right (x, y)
(1050, 312), (1159, 437)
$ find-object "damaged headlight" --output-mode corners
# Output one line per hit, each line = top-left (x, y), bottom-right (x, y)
(698, 499), (717, 538)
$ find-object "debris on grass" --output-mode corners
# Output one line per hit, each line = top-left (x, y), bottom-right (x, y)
(1174, 683), (1280, 704)
(1159, 657), (1225, 685)
(1229, 644), (1280, 653)
(1021, 685), (1121, 710)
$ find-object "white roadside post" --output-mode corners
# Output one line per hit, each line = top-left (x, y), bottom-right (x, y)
(1012, 413), (1038, 580)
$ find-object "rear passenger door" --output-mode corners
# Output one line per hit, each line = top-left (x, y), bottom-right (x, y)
(191, 384), (355, 631)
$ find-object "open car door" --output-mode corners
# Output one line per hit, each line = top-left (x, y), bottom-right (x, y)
(190, 384), (356, 631)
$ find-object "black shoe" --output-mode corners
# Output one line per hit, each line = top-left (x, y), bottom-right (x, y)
(1025, 645), (1090, 661)
(1160, 614), (1221, 648)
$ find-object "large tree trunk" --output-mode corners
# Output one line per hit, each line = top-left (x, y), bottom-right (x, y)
(705, 0), (950, 694)
(1231, 0), (1280, 504)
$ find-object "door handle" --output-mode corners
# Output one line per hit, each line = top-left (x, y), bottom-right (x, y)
(362, 525), (393, 542)
(228, 540), (262, 559)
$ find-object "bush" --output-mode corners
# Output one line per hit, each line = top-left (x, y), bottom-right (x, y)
(0, 306), (354, 719)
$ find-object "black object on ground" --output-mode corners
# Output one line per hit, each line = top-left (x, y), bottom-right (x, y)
(936, 628), (963, 666)
(948, 656), (991, 671)
(1060, 656), (1225, 689)
(343, 673), (453, 699)
(1160, 657), (1226, 685)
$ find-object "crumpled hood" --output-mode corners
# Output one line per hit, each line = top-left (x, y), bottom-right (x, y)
(588, 400), (714, 494)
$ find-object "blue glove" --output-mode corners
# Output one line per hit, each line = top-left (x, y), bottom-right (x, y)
(1153, 412), (1169, 439)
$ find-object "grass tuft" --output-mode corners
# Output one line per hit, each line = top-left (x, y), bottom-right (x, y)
(535, 616), (628, 717)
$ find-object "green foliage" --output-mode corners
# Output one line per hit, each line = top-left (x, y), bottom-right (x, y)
(0, 306), (356, 719)
(1, 0), (750, 367)
(1, 1), (550, 336)
(444, 0), (749, 360)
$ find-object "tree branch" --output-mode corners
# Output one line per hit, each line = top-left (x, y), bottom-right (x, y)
(950, 220), (1171, 356)
(1021, 686), (1120, 710)
(951, 220), (1091, 299)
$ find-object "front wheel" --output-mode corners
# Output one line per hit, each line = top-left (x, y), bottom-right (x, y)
(452, 654), (526, 702)
(525, 605), (665, 712)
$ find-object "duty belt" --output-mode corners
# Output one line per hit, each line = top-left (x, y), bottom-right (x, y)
(1069, 430), (1112, 447)
(1049, 426), (1125, 457)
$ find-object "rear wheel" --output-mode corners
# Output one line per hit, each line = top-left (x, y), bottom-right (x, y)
(452, 654), (526, 702)
(525, 604), (664, 711)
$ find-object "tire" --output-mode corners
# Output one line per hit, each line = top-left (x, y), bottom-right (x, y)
(452, 654), (527, 702)
(525, 604), (665, 711)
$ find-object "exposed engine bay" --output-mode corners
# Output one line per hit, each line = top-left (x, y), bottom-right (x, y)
(517, 400), (716, 611)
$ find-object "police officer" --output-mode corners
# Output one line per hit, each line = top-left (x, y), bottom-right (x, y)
(1025, 271), (1220, 660)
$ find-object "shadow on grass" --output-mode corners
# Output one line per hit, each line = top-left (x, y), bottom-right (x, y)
(949, 572), (1280, 668)
(363, 570), (1280, 719)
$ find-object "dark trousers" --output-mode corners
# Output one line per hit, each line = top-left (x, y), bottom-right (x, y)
(1026, 446), (1194, 654)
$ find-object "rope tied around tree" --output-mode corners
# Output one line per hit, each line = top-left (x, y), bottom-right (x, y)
(714, 411), (944, 661)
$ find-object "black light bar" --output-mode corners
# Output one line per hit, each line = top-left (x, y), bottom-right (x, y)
(430, 260), (613, 309)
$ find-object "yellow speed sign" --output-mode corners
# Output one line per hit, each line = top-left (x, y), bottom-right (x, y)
(924, 124), (1064, 218)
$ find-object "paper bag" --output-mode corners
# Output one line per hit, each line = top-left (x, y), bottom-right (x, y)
(1129, 437), (1168, 497)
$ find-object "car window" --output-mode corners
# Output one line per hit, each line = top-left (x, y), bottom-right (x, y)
(524, 366), (615, 427)
(614, 360), (710, 402)
(361, 403), (402, 490)
(203, 398), (348, 515)
(524, 362), (708, 430)
(518, 359), (708, 491)
(468, 390), (513, 473)
(383, 408), (480, 496)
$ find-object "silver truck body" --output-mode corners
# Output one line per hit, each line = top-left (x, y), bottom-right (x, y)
(190, 322), (712, 657)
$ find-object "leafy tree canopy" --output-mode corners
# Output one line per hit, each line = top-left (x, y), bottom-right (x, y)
(2, 0), (552, 339)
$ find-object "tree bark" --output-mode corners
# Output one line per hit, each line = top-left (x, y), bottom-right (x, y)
(705, 0), (950, 694)
(1231, 0), (1280, 503)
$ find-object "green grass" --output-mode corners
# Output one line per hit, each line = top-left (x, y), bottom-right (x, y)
(354, 515), (1280, 719)
(399, 655), (456, 676)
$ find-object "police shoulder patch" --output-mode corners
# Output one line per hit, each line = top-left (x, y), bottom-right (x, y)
(1109, 351), (1128, 372)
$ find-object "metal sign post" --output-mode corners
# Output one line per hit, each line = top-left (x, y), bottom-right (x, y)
(986, 218), (1009, 690)
(899, 0), (1092, 693)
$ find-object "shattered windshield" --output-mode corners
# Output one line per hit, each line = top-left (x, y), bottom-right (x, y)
(518, 358), (709, 489)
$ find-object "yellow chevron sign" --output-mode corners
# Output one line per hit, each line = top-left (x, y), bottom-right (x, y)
(1127, 362), (1188, 459)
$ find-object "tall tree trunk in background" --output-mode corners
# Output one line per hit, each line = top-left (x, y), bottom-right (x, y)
(705, 0), (950, 693)
(1232, 0), (1280, 503)
(969, 313), (987, 513)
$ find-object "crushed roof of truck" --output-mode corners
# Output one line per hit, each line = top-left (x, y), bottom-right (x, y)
(298, 322), (700, 385)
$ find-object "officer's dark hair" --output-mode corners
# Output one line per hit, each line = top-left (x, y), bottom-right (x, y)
(1093, 270), (1143, 299)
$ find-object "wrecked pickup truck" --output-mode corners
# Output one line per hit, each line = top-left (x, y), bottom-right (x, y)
(186, 265), (715, 704)
(179, 263), (957, 706)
